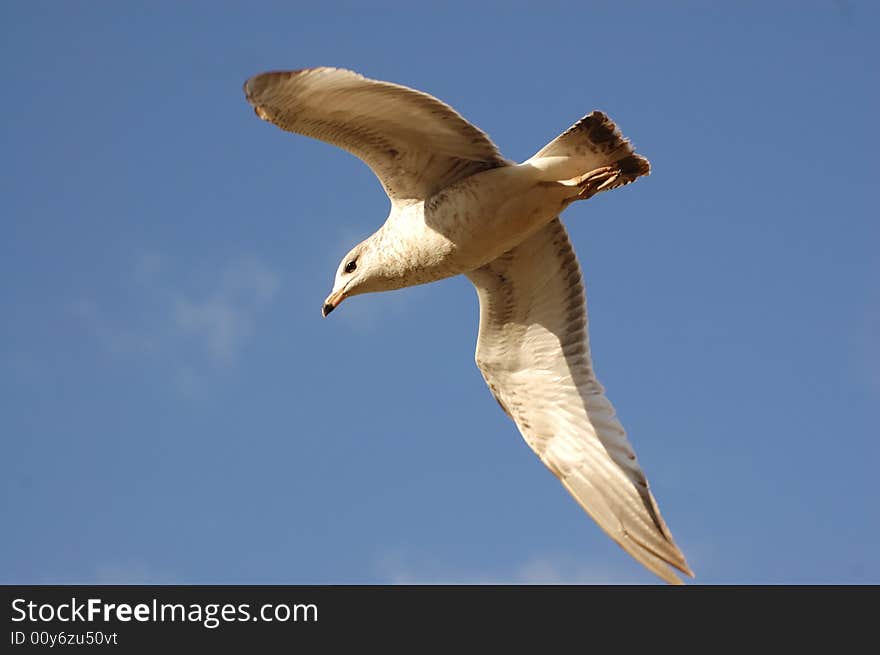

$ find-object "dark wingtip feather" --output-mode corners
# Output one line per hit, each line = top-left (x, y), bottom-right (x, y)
(617, 153), (651, 181)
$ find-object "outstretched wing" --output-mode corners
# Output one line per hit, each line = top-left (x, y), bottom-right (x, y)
(244, 67), (509, 202)
(467, 218), (693, 584)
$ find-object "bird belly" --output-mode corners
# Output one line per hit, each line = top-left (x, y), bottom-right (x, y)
(423, 165), (571, 273)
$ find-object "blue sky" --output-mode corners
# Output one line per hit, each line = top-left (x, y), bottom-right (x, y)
(1, 2), (877, 584)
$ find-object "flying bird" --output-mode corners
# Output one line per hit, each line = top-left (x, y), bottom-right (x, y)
(244, 67), (693, 584)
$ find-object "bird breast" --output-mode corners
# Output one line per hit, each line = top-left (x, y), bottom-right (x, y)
(375, 165), (569, 290)
(422, 165), (570, 273)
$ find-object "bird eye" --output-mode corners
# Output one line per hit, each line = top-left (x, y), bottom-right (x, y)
(344, 260), (357, 274)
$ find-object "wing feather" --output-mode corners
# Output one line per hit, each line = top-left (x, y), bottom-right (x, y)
(244, 67), (509, 202)
(467, 218), (693, 584)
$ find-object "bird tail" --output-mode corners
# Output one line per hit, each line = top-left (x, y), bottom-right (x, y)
(524, 111), (650, 194)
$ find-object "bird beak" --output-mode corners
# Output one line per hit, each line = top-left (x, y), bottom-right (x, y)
(322, 288), (346, 317)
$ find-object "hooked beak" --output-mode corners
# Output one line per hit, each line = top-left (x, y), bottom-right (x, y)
(322, 288), (346, 317)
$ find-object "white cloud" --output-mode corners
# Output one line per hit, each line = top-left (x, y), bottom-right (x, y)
(28, 561), (176, 585)
(70, 298), (157, 357)
(74, 253), (281, 381)
(93, 561), (176, 585)
(133, 251), (165, 286)
(374, 550), (646, 585)
(856, 289), (880, 399)
(173, 257), (279, 367)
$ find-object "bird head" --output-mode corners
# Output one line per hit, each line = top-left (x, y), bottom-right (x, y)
(322, 239), (382, 317)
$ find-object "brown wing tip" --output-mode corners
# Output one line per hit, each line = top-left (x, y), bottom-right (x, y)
(580, 110), (626, 148)
(617, 153), (651, 180)
(243, 68), (312, 105)
(574, 111), (649, 173)
(570, 111), (651, 185)
(568, 110), (636, 157)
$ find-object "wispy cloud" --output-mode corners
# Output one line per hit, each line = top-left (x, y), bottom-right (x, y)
(173, 258), (280, 367)
(856, 287), (880, 399)
(73, 252), (281, 385)
(70, 297), (158, 357)
(26, 560), (177, 585)
(374, 550), (646, 585)
(93, 560), (177, 585)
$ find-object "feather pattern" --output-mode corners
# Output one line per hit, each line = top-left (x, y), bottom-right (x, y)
(244, 67), (509, 202)
(467, 218), (693, 584)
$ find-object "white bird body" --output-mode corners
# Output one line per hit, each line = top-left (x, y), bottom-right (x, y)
(244, 67), (693, 584)
(367, 164), (587, 287)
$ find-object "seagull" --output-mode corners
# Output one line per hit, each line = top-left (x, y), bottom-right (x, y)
(244, 67), (693, 584)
